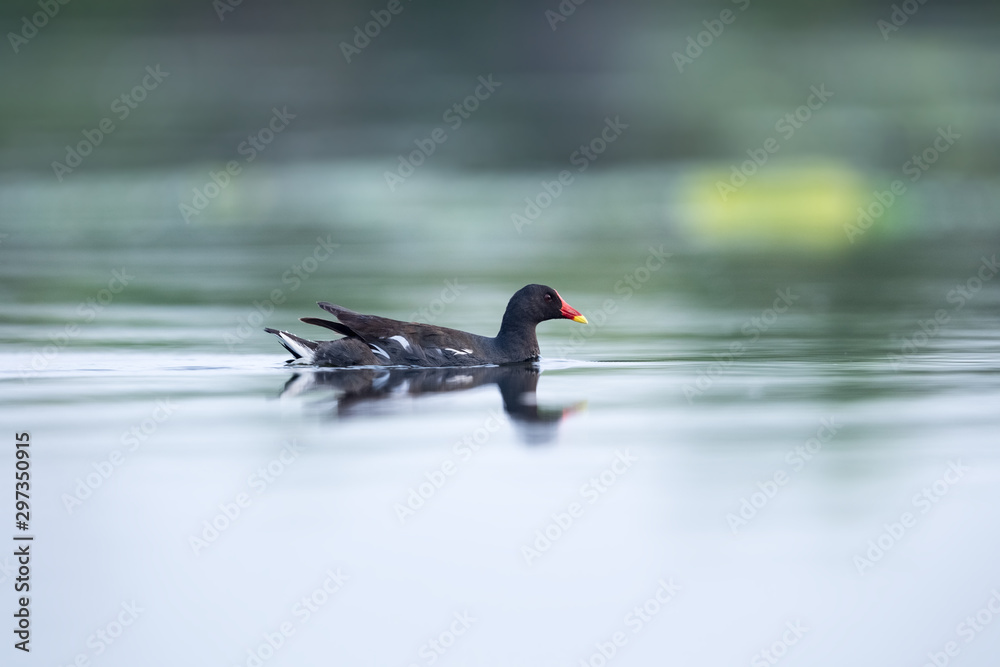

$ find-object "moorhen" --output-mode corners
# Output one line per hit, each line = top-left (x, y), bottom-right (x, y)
(264, 284), (588, 367)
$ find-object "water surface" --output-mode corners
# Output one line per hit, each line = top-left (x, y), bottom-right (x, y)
(1, 191), (999, 666)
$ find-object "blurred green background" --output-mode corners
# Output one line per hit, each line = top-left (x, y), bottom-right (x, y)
(2, 0), (999, 259)
(3, 4), (1000, 666)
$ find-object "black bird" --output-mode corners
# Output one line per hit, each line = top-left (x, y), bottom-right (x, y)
(264, 284), (588, 367)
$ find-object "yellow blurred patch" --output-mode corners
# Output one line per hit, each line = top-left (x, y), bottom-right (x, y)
(679, 163), (870, 251)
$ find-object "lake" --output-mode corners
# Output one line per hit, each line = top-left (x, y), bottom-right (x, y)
(1, 166), (999, 666)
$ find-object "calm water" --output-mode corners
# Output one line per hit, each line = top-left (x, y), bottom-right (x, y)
(1, 174), (1000, 666)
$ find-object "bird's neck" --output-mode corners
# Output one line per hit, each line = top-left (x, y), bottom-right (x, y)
(494, 316), (540, 362)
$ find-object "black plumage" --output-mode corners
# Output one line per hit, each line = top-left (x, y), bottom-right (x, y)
(264, 284), (588, 367)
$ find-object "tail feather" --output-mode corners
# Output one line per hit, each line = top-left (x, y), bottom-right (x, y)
(316, 301), (357, 318)
(264, 328), (318, 361)
(299, 317), (361, 339)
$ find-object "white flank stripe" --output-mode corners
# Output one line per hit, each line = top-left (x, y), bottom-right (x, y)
(370, 343), (390, 359)
(444, 348), (470, 355)
(389, 335), (411, 351)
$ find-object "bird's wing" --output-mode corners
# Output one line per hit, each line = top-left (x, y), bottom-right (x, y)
(316, 301), (489, 365)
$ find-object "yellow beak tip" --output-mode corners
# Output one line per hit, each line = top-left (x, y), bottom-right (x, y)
(572, 315), (588, 324)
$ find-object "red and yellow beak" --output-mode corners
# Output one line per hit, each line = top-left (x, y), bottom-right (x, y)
(557, 292), (588, 324)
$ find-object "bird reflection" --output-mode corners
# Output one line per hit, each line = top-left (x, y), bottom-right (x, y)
(274, 363), (583, 444)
